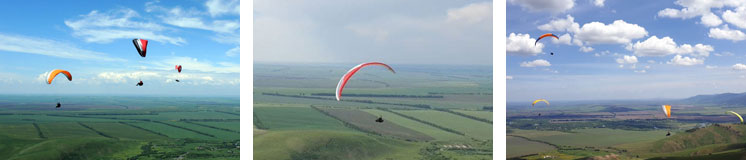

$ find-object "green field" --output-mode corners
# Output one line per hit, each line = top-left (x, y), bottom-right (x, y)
(395, 110), (493, 139)
(0, 96), (239, 159)
(254, 64), (493, 159)
(254, 106), (350, 131)
(453, 109), (493, 121)
(507, 136), (556, 158)
(532, 128), (668, 147)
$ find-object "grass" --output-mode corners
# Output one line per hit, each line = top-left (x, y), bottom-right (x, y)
(453, 109), (492, 121)
(318, 107), (434, 141)
(162, 121), (239, 140)
(37, 122), (103, 139)
(531, 128), (668, 147)
(506, 136), (556, 158)
(253, 130), (424, 160)
(395, 110), (492, 139)
(81, 122), (167, 140)
(127, 121), (213, 139)
(254, 106), (350, 131)
(363, 109), (466, 141)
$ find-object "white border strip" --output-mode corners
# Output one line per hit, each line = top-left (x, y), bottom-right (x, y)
(494, 0), (506, 159)
(240, 0), (253, 159)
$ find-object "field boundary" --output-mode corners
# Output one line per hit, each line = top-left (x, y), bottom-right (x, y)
(77, 122), (116, 139)
(435, 109), (492, 124)
(152, 121), (216, 138)
(263, 92), (431, 109)
(32, 123), (46, 139)
(118, 122), (169, 138)
(181, 120), (239, 133)
(380, 108), (466, 136)
(310, 105), (383, 137)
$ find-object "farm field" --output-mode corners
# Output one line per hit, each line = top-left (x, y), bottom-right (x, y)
(506, 136), (556, 158)
(0, 96), (239, 159)
(395, 109), (493, 139)
(253, 63), (493, 159)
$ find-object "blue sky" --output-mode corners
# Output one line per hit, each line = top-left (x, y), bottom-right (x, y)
(254, 0), (492, 66)
(507, 0), (746, 101)
(0, 0), (239, 96)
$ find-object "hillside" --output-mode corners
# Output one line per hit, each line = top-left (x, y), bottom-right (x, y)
(253, 130), (423, 160)
(647, 124), (746, 158)
(681, 92), (746, 105)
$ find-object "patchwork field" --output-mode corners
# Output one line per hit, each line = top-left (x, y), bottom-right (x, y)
(395, 109), (493, 139)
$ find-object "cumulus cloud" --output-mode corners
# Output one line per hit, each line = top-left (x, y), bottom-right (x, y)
(65, 9), (186, 45)
(657, 0), (743, 26)
(509, 0), (575, 14)
(580, 46), (594, 52)
(574, 20), (648, 44)
(594, 0), (605, 7)
(150, 57), (239, 73)
(668, 55), (704, 66)
(537, 15), (580, 33)
(507, 33), (543, 56)
(0, 33), (124, 61)
(700, 12), (723, 27)
(520, 59), (551, 67)
(709, 25), (746, 42)
(616, 55), (638, 64)
(733, 63), (746, 70)
(723, 7), (746, 29)
(552, 33), (573, 45)
(627, 36), (713, 57)
(446, 2), (492, 25)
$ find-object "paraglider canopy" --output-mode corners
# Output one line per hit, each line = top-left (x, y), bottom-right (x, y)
(132, 38), (148, 57)
(335, 62), (395, 101)
(535, 33), (559, 46)
(662, 105), (672, 118)
(532, 99), (549, 107)
(726, 111), (744, 124)
(175, 65), (182, 73)
(46, 69), (72, 84)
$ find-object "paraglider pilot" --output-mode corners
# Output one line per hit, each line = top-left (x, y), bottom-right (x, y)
(56, 102), (61, 108)
(375, 115), (384, 123)
(175, 79), (180, 82)
(666, 131), (671, 136)
(136, 80), (144, 86)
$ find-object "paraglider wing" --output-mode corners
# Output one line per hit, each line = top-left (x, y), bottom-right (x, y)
(46, 69), (72, 84)
(662, 105), (672, 118)
(726, 111), (744, 124)
(335, 62), (395, 101)
(175, 65), (182, 73)
(534, 33), (559, 46)
(531, 99), (549, 107)
(132, 38), (148, 57)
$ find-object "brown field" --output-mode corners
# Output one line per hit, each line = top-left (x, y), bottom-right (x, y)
(317, 107), (434, 141)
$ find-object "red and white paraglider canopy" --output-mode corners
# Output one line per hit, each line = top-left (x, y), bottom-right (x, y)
(335, 62), (395, 101)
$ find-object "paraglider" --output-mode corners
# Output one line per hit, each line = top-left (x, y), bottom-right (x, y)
(136, 80), (143, 86)
(335, 62), (395, 101)
(726, 111), (743, 124)
(534, 33), (559, 46)
(375, 115), (384, 123)
(46, 69), (72, 108)
(175, 65), (182, 82)
(132, 38), (148, 57)
(662, 105), (672, 118)
(532, 99), (549, 107)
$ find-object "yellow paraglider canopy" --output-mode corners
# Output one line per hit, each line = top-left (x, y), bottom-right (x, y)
(532, 99), (549, 107)
(726, 111), (744, 124)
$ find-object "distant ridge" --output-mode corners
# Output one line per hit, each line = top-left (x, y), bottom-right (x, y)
(681, 92), (746, 105)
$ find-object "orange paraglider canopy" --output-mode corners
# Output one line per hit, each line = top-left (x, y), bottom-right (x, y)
(46, 69), (72, 84)
(535, 33), (559, 45)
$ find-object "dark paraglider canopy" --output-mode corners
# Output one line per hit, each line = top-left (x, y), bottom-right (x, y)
(136, 80), (144, 86)
(175, 79), (180, 82)
(375, 116), (384, 123)
(550, 52), (554, 55)
(56, 102), (61, 108)
(132, 39), (148, 57)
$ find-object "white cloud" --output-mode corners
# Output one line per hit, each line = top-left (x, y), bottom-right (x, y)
(616, 55), (638, 64)
(700, 12), (723, 27)
(574, 20), (648, 44)
(507, 76), (514, 80)
(507, 33), (543, 56)
(657, 0), (742, 19)
(0, 33), (124, 61)
(594, 0), (605, 7)
(520, 59), (551, 67)
(225, 46), (239, 57)
(346, 25), (390, 42)
(205, 0), (240, 17)
(147, 5), (239, 33)
(709, 25), (746, 41)
(580, 46), (594, 52)
(65, 9), (186, 45)
(150, 56), (239, 73)
(668, 55), (704, 66)
(446, 2), (492, 25)
(634, 70), (646, 73)
(627, 36), (713, 57)
(733, 63), (746, 70)
(648, 60), (656, 64)
(723, 7), (746, 29)
(537, 15), (580, 33)
(552, 33), (573, 45)
(706, 65), (718, 69)
(508, 0), (575, 14)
